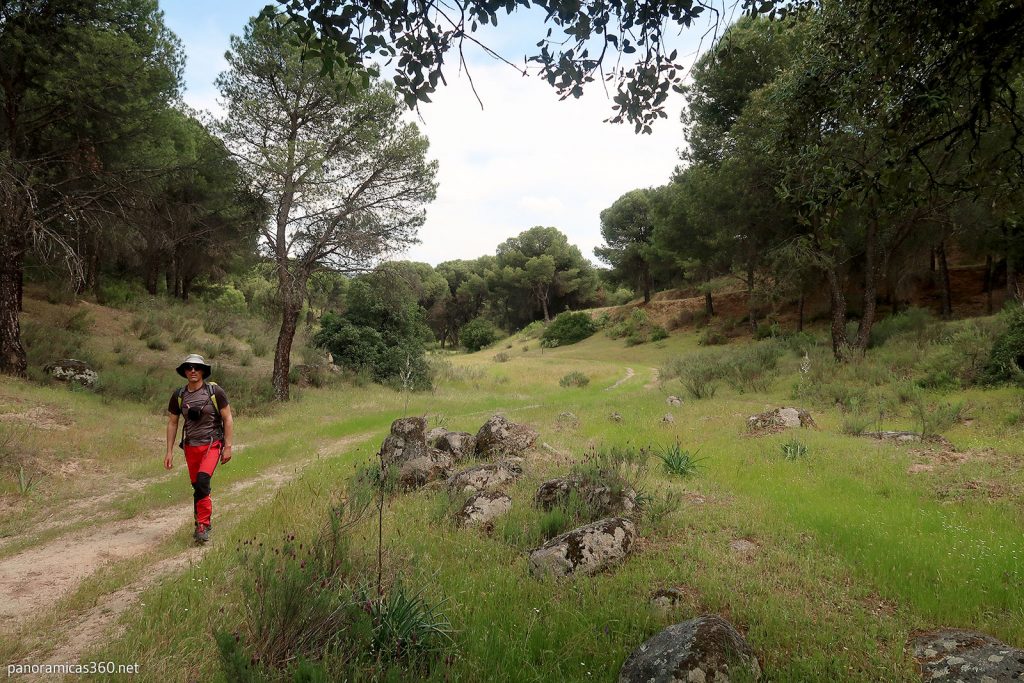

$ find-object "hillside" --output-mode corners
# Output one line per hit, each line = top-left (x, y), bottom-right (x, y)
(0, 291), (1022, 681)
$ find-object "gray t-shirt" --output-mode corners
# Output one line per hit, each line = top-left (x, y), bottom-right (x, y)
(168, 383), (229, 446)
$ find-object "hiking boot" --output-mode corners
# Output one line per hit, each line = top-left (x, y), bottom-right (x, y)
(194, 523), (210, 544)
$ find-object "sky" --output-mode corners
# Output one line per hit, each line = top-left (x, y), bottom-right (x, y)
(160, 1), (722, 266)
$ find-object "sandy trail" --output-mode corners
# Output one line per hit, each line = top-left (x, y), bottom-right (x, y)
(606, 367), (635, 390)
(3, 432), (371, 663)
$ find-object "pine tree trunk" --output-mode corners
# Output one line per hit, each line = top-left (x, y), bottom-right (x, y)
(984, 254), (993, 314)
(826, 265), (848, 361)
(0, 183), (28, 377)
(1008, 255), (1020, 303)
(272, 294), (302, 402)
(746, 264), (756, 335)
(797, 292), (805, 332)
(853, 222), (879, 352)
(704, 289), (714, 317)
(937, 241), (952, 318)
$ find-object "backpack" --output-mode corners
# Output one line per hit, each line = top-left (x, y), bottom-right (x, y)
(177, 381), (224, 448)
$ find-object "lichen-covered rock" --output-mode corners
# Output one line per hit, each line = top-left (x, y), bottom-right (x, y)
(426, 427), (448, 446)
(666, 396), (682, 406)
(380, 417), (429, 467)
(619, 615), (761, 683)
(863, 430), (922, 443)
(44, 359), (98, 388)
(447, 461), (523, 494)
(456, 491), (513, 527)
(396, 450), (453, 490)
(436, 431), (476, 461)
(528, 517), (637, 577)
(534, 476), (636, 516)
(609, 412), (623, 422)
(649, 587), (688, 614)
(746, 407), (816, 433)
(909, 629), (1024, 682)
(474, 415), (538, 458)
(661, 413), (675, 424)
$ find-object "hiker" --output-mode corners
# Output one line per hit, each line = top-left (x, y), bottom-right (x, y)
(164, 353), (233, 543)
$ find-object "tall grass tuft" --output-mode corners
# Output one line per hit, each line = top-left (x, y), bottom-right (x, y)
(656, 442), (703, 477)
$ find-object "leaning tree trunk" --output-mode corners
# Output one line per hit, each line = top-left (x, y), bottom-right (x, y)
(271, 275), (306, 402)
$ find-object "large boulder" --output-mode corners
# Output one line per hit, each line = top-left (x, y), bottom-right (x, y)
(44, 359), (98, 388)
(380, 417), (429, 467)
(436, 431), (477, 461)
(396, 451), (453, 490)
(746, 407), (816, 434)
(528, 517), (637, 577)
(448, 461), (523, 494)
(909, 629), (1024, 682)
(534, 476), (636, 516)
(474, 415), (538, 458)
(456, 491), (513, 527)
(426, 427), (448, 446)
(619, 615), (761, 683)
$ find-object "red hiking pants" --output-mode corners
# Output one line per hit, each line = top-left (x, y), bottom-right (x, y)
(184, 441), (221, 527)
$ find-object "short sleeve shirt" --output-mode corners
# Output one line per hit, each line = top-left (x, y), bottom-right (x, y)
(168, 383), (229, 446)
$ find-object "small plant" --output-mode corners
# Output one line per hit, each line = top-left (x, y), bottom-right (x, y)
(493, 351), (511, 363)
(559, 370), (590, 387)
(145, 336), (168, 351)
(650, 325), (669, 341)
(780, 439), (808, 460)
(912, 399), (965, 438)
(642, 490), (683, 528)
(841, 413), (873, 436)
(365, 583), (454, 662)
(656, 443), (703, 477)
(61, 309), (93, 333)
(698, 328), (728, 346)
(16, 466), (41, 495)
(171, 321), (197, 345)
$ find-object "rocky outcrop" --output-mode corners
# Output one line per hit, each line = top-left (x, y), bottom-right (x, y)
(426, 427), (448, 446)
(396, 451), (453, 490)
(456, 491), (513, 527)
(380, 417), (429, 467)
(863, 430), (921, 443)
(534, 476), (636, 516)
(619, 615), (761, 683)
(44, 359), (98, 388)
(528, 517), (637, 577)
(448, 461), (523, 494)
(909, 629), (1024, 682)
(474, 415), (538, 458)
(666, 396), (682, 406)
(435, 431), (477, 461)
(747, 407), (816, 434)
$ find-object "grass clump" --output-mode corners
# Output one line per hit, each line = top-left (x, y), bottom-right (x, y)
(558, 370), (589, 388)
(656, 443), (702, 477)
(493, 351), (511, 363)
(780, 439), (808, 460)
(541, 311), (596, 347)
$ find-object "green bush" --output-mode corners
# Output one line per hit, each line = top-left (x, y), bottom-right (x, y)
(869, 307), (936, 348)
(519, 320), (547, 339)
(460, 318), (499, 352)
(650, 325), (669, 342)
(541, 311), (597, 347)
(624, 331), (648, 346)
(726, 341), (783, 393)
(983, 304), (1024, 384)
(698, 328), (728, 346)
(559, 370), (590, 387)
(97, 280), (147, 307)
(656, 443), (702, 477)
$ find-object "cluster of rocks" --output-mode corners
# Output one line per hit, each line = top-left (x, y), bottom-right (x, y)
(746, 407), (816, 434)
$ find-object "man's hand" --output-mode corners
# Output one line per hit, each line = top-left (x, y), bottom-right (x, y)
(220, 444), (233, 465)
(164, 452), (174, 470)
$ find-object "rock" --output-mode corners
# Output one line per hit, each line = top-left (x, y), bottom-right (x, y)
(864, 430), (922, 443)
(609, 412), (623, 422)
(435, 431), (476, 461)
(456, 491), (513, 527)
(558, 411), (578, 422)
(666, 396), (682, 406)
(528, 517), (637, 577)
(661, 413), (675, 424)
(619, 615), (761, 683)
(396, 451), (453, 490)
(649, 587), (688, 613)
(380, 417), (429, 467)
(909, 628), (1024, 682)
(729, 539), (760, 559)
(426, 427), (448, 446)
(746, 407), (816, 433)
(474, 415), (538, 458)
(448, 461), (523, 494)
(44, 359), (98, 388)
(534, 476), (636, 516)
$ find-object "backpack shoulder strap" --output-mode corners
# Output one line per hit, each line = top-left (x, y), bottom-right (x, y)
(177, 386), (186, 411)
(207, 382), (219, 413)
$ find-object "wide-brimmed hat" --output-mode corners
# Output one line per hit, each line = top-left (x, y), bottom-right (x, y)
(176, 353), (212, 379)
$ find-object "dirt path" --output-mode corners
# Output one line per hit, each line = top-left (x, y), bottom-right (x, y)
(606, 367), (635, 390)
(3, 432), (372, 665)
(644, 367), (660, 389)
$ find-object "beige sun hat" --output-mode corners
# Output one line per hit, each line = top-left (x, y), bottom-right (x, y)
(176, 353), (212, 379)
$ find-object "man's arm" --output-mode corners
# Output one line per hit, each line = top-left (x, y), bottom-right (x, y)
(164, 412), (179, 470)
(219, 405), (234, 464)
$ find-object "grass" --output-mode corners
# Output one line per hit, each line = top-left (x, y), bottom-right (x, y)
(1, 293), (1022, 681)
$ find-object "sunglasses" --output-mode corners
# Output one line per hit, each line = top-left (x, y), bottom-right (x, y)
(183, 364), (203, 372)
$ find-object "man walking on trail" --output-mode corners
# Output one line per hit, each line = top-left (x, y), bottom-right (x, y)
(164, 354), (233, 544)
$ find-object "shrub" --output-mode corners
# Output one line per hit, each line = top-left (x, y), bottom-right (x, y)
(460, 317), (499, 352)
(145, 336), (168, 351)
(912, 398), (964, 438)
(571, 444), (649, 503)
(698, 328), (728, 346)
(559, 370), (590, 387)
(841, 412), (874, 435)
(650, 325), (669, 342)
(624, 331), (648, 346)
(726, 341), (782, 393)
(61, 309), (93, 333)
(541, 311), (596, 347)
(97, 279), (147, 307)
(493, 351), (511, 363)
(656, 443), (702, 477)
(519, 320), (547, 339)
(869, 307), (936, 348)
(982, 304), (1024, 384)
